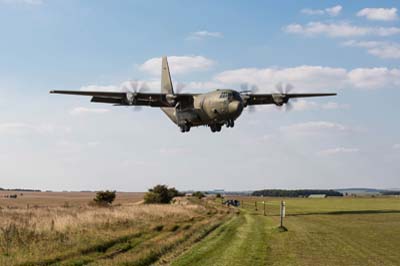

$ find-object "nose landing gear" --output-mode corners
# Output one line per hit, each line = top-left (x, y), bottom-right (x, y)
(210, 124), (222, 133)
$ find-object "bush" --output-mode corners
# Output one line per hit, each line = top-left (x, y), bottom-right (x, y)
(192, 191), (205, 199)
(144, 185), (183, 204)
(215, 193), (222, 198)
(93, 190), (116, 205)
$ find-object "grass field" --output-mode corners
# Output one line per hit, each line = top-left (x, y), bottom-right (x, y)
(173, 197), (400, 266)
(1, 193), (399, 266)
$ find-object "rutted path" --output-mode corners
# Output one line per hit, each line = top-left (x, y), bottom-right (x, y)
(171, 210), (271, 266)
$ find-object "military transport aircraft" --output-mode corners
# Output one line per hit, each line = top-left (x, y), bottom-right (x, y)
(50, 57), (336, 133)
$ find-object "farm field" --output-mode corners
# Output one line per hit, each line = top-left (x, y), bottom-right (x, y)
(0, 193), (399, 266)
(0, 191), (145, 208)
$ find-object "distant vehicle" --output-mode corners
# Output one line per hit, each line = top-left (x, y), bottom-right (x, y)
(224, 199), (240, 207)
(51, 57), (336, 133)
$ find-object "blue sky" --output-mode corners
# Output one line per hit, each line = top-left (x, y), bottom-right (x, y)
(0, 0), (399, 191)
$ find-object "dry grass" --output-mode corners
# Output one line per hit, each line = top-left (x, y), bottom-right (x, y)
(0, 191), (144, 208)
(0, 203), (205, 232)
(0, 193), (229, 266)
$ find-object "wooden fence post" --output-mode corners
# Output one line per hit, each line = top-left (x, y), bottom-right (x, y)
(280, 201), (286, 228)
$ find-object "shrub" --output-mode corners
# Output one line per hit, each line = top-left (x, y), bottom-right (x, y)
(144, 185), (183, 204)
(215, 193), (222, 198)
(93, 190), (116, 205)
(170, 224), (180, 232)
(192, 191), (205, 199)
(144, 192), (161, 204)
(153, 225), (164, 231)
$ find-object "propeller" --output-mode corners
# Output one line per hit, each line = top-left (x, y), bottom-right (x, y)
(240, 83), (258, 113)
(274, 82), (296, 112)
(276, 82), (293, 94)
(240, 83), (258, 94)
(120, 80), (150, 111)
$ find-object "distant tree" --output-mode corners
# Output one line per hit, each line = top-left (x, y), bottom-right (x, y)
(215, 193), (222, 198)
(382, 191), (400, 196)
(192, 191), (205, 199)
(93, 190), (116, 205)
(144, 185), (183, 204)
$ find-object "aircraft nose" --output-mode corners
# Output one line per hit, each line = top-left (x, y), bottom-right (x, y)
(228, 100), (243, 116)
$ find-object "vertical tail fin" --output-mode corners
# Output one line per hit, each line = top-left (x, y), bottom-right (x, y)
(161, 56), (174, 95)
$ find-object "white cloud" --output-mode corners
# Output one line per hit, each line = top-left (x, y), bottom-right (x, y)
(321, 102), (350, 110)
(343, 40), (400, 59)
(139, 56), (215, 76)
(326, 5), (343, 16)
(292, 100), (349, 111)
(301, 5), (342, 17)
(183, 81), (224, 92)
(318, 147), (359, 155)
(357, 8), (398, 21)
(69, 107), (110, 115)
(216, 66), (347, 91)
(393, 144), (400, 150)
(87, 142), (99, 147)
(80, 80), (161, 92)
(280, 121), (348, 135)
(1, 0), (42, 5)
(187, 30), (223, 40)
(80, 85), (119, 92)
(348, 68), (400, 90)
(159, 147), (190, 155)
(301, 8), (324, 16)
(0, 122), (70, 135)
(215, 66), (400, 91)
(285, 22), (400, 37)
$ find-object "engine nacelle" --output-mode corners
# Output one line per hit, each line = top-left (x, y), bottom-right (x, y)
(272, 93), (288, 106)
(166, 94), (177, 106)
(125, 92), (136, 105)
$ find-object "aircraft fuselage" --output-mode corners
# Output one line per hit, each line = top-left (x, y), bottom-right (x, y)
(161, 89), (244, 132)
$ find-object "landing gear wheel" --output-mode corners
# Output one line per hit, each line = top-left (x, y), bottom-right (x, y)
(226, 120), (235, 128)
(210, 124), (222, 133)
(180, 124), (191, 133)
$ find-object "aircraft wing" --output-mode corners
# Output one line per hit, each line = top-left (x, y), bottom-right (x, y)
(244, 93), (337, 106)
(50, 90), (196, 107)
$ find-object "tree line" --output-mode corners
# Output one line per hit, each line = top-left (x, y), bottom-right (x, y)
(252, 189), (343, 197)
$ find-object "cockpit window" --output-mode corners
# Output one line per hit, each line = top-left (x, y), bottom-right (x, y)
(220, 91), (233, 99)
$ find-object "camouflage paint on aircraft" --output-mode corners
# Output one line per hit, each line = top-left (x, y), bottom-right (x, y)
(50, 57), (336, 133)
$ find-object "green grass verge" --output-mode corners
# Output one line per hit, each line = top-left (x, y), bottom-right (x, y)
(172, 210), (272, 266)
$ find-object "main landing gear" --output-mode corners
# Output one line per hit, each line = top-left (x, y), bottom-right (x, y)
(209, 120), (235, 133)
(179, 123), (191, 133)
